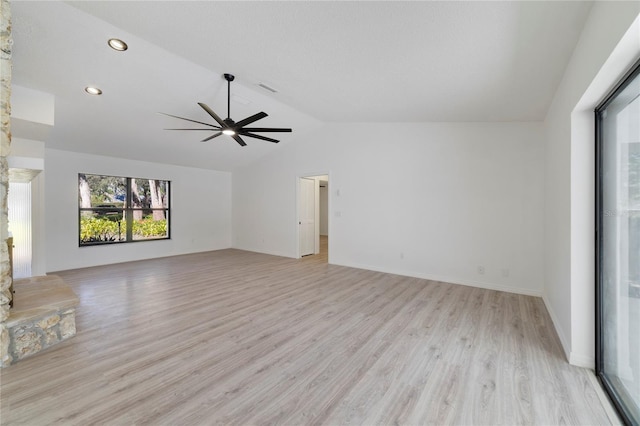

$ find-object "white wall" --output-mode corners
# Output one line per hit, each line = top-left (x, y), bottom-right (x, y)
(234, 122), (544, 296)
(45, 149), (232, 272)
(11, 86), (54, 126)
(543, 2), (640, 367)
(9, 137), (45, 159)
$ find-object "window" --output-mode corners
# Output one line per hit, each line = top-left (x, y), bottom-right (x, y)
(596, 58), (640, 426)
(79, 174), (170, 246)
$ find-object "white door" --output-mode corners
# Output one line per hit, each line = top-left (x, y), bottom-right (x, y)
(299, 177), (315, 256)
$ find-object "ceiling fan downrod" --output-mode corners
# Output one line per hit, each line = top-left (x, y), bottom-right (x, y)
(224, 73), (235, 120)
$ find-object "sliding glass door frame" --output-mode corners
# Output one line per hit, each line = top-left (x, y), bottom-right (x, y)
(595, 56), (640, 426)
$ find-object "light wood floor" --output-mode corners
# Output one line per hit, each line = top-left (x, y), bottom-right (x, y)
(302, 235), (328, 263)
(1, 247), (612, 425)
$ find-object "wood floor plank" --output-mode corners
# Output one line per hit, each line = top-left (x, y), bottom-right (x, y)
(0, 244), (613, 425)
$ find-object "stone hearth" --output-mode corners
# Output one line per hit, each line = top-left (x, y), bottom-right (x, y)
(4, 275), (79, 365)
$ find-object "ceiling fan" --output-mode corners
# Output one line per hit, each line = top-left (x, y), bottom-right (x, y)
(160, 73), (292, 146)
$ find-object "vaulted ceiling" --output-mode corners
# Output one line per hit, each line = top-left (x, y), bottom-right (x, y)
(11, 1), (593, 171)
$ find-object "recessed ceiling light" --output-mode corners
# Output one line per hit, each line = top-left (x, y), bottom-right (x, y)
(85, 86), (102, 95)
(108, 38), (128, 51)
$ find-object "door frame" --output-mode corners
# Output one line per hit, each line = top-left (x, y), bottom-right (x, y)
(298, 177), (316, 257)
(296, 171), (331, 260)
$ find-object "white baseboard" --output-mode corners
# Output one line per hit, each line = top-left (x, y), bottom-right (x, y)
(541, 295), (596, 369)
(569, 352), (595, 369)
(332, 260), (543, 297)
(542, 295), (572, 363)
(231, 244), (294, 259)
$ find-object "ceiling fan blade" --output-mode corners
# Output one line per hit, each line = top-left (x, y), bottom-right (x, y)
(198, 103), (226, 127)
(165, 128), (219, 131)
(201, 132), (223, 142)
(235, 112), (268, 128)
(158, 112), (220, 128)
(241, 127), (292, 133)
(231, 134), (247, 147)
(240, 132), (280, 143)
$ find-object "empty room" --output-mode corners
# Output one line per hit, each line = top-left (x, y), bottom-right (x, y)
(1, 1), (639, 424)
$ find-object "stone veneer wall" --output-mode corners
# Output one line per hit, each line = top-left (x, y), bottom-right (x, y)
(1, 0), (12, 367)
(8, 309), (76, 362)
(4, 276), (80, 364)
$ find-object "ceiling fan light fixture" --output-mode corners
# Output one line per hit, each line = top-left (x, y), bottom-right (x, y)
(161, 72), (292, 146)
(108, 38), (128, 51)
(84, 86), (102, 95)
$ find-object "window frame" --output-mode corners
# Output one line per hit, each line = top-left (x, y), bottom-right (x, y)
(78, 174), (171, 247)
(595, 56), (640, 426)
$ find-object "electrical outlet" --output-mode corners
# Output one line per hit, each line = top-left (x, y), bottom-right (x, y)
(477, 266), (485, 275)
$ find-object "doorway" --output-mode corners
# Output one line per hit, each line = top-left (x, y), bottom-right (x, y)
(8, 181), (32, 278)
(297, 174), (329, 261)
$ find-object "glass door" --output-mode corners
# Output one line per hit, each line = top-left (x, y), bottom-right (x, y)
(596, 58), (640, 425)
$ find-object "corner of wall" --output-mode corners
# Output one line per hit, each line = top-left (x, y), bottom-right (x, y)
(569, 352), (595, 370)
(542, 2), (640, 371)
(542, 294), (571, 363)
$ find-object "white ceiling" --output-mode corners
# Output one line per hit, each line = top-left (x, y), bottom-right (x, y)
(10, 1), (593, 171)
